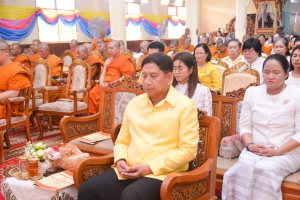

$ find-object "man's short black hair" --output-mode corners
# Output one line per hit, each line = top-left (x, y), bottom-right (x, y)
(242, 38), (262, 57)
(228, 39), (242, 48)
(147, 42), (165, 53)
(141, 53), (172, 74)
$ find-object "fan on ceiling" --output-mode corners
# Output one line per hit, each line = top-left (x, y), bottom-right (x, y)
(157, 19), (167, 41)
(88, 16), (107, 38)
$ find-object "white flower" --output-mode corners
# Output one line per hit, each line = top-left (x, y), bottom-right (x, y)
(51, 152), (62, 160)
(34, 142), (43, 149)
(37, 149), (44, 157)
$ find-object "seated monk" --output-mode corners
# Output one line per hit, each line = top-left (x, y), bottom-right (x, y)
(78, 52), (199, 200)
(98, 42), (111, 62)
(69, 39), (79, 59)
(83, 43), (104, 81)
(92, 30), (113, 50)
(137, 41), (150, 72)
(119, 40), (125, 46)
(94, 37), (104, 55)
(184, 38), (194, 52)
(160, 39), (170, 54)
(30, 39), (42, 63)
(216, 41), (229, 59)
(179, 28), (190, 46)
(170, 39), (183, 60)
(11, 43), (31, 70)
(89, 40), (135, 114)
(258, 36), (272, 56)
(39, 43), (63, 78)
(208, 37), (219, 57)
(0, 41), (31, 119)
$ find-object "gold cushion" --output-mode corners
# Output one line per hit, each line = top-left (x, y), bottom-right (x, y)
(69, 138), (114, 151)
(223, 73), (257, 95)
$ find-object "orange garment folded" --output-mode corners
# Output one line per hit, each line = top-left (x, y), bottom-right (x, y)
(137, 53), (148, 72)
(179, 44), (185, 50)
(92, 38), (113, 50)
(187, 45), (195, 52)
(262, 43), (272, 56)
(12, 54), (31, 70)
(30, 53), (41, 63)
(209, 45), (219, 57)
(0, 62), (31, 119)
(102, 51), (112, 62)
(46, 55), (63, 77)
(89, 84), (101, 114)
(164, 46), (171, 54)
(71, 50), (77, 59)
(86, 54), (104, 80)
(220, 50), (229, 59)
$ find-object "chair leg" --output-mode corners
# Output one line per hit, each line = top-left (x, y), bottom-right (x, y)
(4, 130), (11, 148)
(30, 113), (35, 127)
(48, 114), (54, 130)
(37, 113), (44, 140)
(0, 130), (5, 164)
(25, 119), (32, 142)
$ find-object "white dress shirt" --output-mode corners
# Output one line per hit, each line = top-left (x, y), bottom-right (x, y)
(222, 54), (245, 68)
(239, 84), (300, 154)
(174, 83), (212, 116)
(286, 71), (300, 88)
(245, 56), (265, 84)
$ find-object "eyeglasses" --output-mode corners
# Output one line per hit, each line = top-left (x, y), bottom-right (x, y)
(195, 52), (206, 56)
(0, 49), (8, 51)
(243, 49), (255, 54)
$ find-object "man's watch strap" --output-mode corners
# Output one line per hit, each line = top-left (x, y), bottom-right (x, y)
(245, 143), (254, 151)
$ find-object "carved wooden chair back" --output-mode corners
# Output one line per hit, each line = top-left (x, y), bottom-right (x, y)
(31, 58), (52, 97)
(60, 51), (76, 73)
(222, 62), (260, 95)
(211, 56), (229, 77)
(125, 50), (136, 79)
(99, 76), (144, 133)
(65, 59), (91, 101)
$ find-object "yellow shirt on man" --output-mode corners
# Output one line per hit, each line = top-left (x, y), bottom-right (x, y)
(198, 62), (222, 93)
(112, 85), (199, 181)
(221, 54), (245, 68)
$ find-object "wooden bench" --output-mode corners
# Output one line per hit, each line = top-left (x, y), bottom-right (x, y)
(213, 88), (300, 199)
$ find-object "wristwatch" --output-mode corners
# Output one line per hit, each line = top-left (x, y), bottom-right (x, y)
(245, 143), (254, 151)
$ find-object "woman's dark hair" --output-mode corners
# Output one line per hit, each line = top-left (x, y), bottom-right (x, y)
(142, 52), (172, 74)
(217, 31), (222, 34)
(147, 41), (165, 53)
(259, 34), (266, 39)
(291, 35), (299, 41)
(294, 37), (300, 45)
(268, 36), (274, 43)
(263, 54), (289, 74)
(172, 52), (199, 98)
(242, 38), (262, 56)
(289, 45), (300, 71)
(274, 37), (290, 56)
(193, 43), (211, 62)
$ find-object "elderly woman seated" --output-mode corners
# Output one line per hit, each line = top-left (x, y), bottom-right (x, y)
(78, 53), (199, 200)
(222, 54), (300, 200)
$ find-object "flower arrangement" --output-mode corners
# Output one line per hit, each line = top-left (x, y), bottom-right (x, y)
(25, 142), (61, 162)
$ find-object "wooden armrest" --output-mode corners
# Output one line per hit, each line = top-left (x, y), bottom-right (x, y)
(44, 86), (60, 91)
(73, 154), (114, 189)
(70, 88), (87, 95)
(0, 99), (9, 106)
(111, 123), (122, 144)
(160, 158), (215, 200)
(7, 97), (25, 102)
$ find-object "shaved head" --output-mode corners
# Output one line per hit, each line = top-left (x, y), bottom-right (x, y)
(208, 37), (214, 46)
(120, 45), (126, 55)
(170, 40), (179, 47)
(71, 39), (79, 46)
(39, 43), (50, 51)
(70, 39), (79, 51)
(0, 41), (11, 66)
(11, 43), (21, 49)
(96, 37), (104, 47)
(110, 40), (121, 48)
(76, 45), (89, 60)
(108, 40), (121, 58)
(83, 43), (94, 55)
(119, 40), (125, 46)
(98, 42), (107, 54)
(31, 39), (41, 53)
(11, 43), (22, 57)
(100, 30), (106, 38)
(140, 41), (149, 54)
(39, 43), (50, 59)
(201, 36), (209, 45)
(184, 38), (191, 49)
(0, 41), (9, 50)
(33, 39), (41, 45)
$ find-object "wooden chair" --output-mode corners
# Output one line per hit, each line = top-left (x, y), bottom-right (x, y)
(72, 110), (220, 200)
(211, 56), (229, 77)
(59, 76), (144, 155)
(0, 85), (32, 164)
(221, 62), (260, 95)
(36, 59), (91, 139)
(60, 50), (76, 77)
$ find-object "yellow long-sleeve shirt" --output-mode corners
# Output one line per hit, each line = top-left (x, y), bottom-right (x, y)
(198, 62), (222, 93)
(112, 85), (199, 180)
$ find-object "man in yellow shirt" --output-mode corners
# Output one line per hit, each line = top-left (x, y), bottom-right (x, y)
(78, 53), (199, 200)
(221, 39), (245, 68)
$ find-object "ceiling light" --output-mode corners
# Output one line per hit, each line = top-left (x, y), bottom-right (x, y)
(174, 0), (183, 6)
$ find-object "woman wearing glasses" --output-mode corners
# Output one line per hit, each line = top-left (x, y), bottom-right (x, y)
(194, 43), (222, 94)
(243, 38), (265, 84)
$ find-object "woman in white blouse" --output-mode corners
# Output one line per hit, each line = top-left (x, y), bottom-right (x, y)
(172, 52), (212, 116)
(286, 45), (300, 88)
(274, 37), (291, 63)
(223, 54), (300, 200)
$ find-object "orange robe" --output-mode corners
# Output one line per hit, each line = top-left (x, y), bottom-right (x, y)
(89, 54), (134, 114)
(262, 43), (272, 56)
(164, 46), (171, 54)
(0, 62), (31, 119)
(71, 50), (77, 59)
(179, 44), (185, 50)
(137, 53), (148, 72)
(186, 45), (195, 52)
(46, 55), (63, 77)
(102, 51), (112, 62)
(220, 50), (229, 59)
(86, 54), (104, 80)
(12, 54), (31, 70)
(209, 45), (219, 57)
(30, 53), (41, 63)
(92, 38), (113, 50)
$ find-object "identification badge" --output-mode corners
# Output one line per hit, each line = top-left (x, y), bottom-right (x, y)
(211, 60), (218, 64)
(238, 65), (247, 73)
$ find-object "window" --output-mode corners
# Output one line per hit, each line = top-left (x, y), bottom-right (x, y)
(167, 6), (186, 16)
(125, 3), (141, 40)
(168, 21), (185, 39)
(36, 0), (77, 42)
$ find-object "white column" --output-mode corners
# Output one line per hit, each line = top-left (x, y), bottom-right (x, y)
(109, 0), (126, 44)
(235, 0), (250, 42)
(93, 0), (102, 12)
(0, 0), (14, 5)
(185, 0), (198, 46)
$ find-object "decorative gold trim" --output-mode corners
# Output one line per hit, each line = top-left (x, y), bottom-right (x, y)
(60, 50), (76, 63)
(32, 58), (52, 86)
(211, 56), (229, 69)
(107, 76), (143, 91)
(197, 110), (207, 120)
(226, 83), (259, 99)
(223, 62), (259, 77)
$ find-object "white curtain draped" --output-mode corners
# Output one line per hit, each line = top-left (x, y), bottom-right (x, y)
(258, 2), (274, 28)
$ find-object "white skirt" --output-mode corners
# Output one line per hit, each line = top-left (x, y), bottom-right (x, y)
(222, 149), (300, 200)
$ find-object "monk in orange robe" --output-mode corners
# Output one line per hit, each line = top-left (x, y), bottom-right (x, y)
(98, 42), (112, 62)
(10, 43), (32, 70)
(179, 28), (190, 45)
(89, 40), (134, 114)
(83, 43), (104, 81)
(216, 42), (229, 59)
(92, 30), (113, 50)
(0, 41), (31, 119)
(258, 36), (272, 56)
(170, 39), (184, 60)
(136, 41), (149, 72)
(29, 39), (42, 63)
(208, 37), (219, 57)
(39, 43), (63, 77)
(184, 38), (195, 52)
(69, 39), (79, 59)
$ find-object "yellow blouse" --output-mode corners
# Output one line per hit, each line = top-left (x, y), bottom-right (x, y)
(197, 62), (222, 93)
(112, 85), (199, 180)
